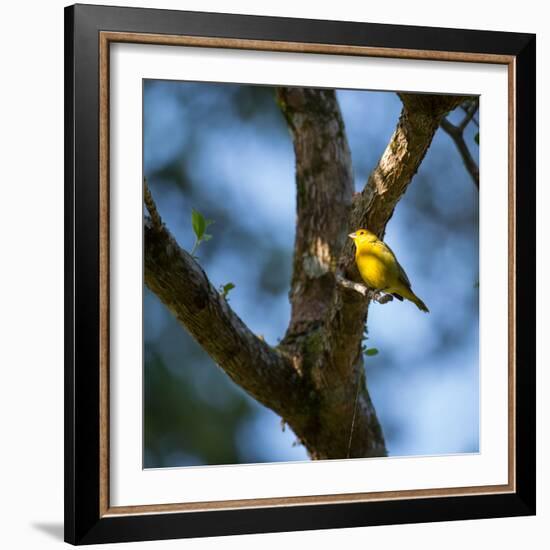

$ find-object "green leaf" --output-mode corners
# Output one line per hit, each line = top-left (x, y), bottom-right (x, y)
(191, 209), (206, 240)
(220, 282), (236, 300)
(365, 348), (379, 357)
(474, 132), (479, 145)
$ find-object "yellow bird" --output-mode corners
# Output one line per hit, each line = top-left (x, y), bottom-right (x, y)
(349, 228), (429, 313)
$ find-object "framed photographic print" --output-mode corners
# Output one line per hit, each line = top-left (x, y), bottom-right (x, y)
(64, 3), (536, 545)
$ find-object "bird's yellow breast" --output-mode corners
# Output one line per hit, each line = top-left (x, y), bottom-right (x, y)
(355, 244), (397, 290)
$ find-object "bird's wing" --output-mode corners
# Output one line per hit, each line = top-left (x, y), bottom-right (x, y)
(375, 240), (412, 289)
(395, 261), (412, 289)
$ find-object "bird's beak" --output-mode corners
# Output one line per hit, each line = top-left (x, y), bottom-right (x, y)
(348, 232), (356, 240)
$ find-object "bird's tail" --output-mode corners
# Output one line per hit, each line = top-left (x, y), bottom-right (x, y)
(411, 294), (430, 313)
(399, 288), (429, 313)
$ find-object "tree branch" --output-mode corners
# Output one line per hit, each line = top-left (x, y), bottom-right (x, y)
(144, 177), (162, 230)
(144, 212), (309, 422)
(458, 99), (478, 131)
(440, 116), (479, 189)
(351, 94), (468, 239)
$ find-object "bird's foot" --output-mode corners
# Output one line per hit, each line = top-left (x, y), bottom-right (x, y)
(368, 290), (382, 301)
(369, 290), (394, 304)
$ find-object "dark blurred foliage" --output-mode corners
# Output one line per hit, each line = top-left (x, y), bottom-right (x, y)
(143, 80), (479, 467)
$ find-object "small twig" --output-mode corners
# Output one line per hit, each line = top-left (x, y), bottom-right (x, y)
(461, 104), (479, 127)
(336, 274), (369, 296)
(440, 118), (479, 189)
(190, 239), (199, 257)
(459, 100), (479, 131)
(336, 274), (394, 304)
(144, 178), (163, 230)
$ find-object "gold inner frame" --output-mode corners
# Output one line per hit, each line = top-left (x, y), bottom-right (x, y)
(98, 31), (517, 517)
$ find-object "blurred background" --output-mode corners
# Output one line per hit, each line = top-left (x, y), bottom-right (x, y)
(143, 80), (479, 469)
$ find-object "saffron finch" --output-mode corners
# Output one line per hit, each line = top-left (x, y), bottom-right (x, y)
(349, 229), (429, 313)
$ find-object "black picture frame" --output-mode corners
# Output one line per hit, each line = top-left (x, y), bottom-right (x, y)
(65, 3), (536, 545)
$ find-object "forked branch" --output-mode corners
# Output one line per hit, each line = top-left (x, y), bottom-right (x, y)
(440, 98), (480, 188)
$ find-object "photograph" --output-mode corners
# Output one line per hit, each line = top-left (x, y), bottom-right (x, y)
(60, 3), (536, 545)
(142, 80), (480, 468)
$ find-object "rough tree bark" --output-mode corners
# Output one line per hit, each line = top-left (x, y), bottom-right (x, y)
(144, 89), (466, 460)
